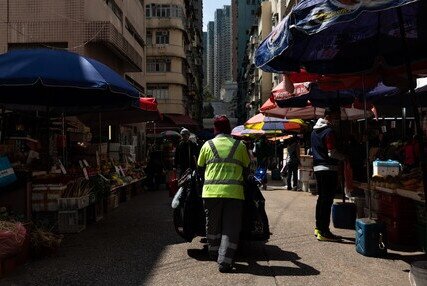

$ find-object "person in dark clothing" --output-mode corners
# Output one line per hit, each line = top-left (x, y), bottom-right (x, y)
(311, 107), (346, 242)
(174, 128), (199, 178)
(253, 135), (270, 168)
(286, 135), (300, 190)
(346, 135), (365, 182)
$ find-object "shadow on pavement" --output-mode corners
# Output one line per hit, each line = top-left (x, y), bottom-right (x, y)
(385, 252), (427, 265)
(2, 191), (186, 286)
(187, 242), (320, 277)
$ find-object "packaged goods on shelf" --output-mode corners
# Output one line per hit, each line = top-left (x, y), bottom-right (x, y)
(373, 160), (401, 177)
(32, 184), (67, 212)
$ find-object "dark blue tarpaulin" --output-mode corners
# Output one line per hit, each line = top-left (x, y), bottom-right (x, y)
(255, 0), (427, 74)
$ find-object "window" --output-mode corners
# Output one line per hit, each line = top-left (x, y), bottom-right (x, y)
(146, 4), (151, 17)
(146, 31), (152, 45)
(147, 58), (171, 72)
(146, 4), (183, 18)
(155, 31), (169, 44)
(147, 84), (169, 100)
(104, 0), (123, 21)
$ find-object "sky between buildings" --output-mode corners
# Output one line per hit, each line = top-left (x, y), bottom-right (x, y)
(203, 0), (231, 31)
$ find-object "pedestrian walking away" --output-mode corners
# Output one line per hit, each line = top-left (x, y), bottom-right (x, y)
(286, 134), (300, 191)
(175, 128), (199, 178)
(197, 115), (250, 273)
(311, 107), (347, 242)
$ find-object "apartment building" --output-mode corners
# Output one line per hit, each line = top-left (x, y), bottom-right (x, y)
(0, 0), (146, 92)
(238, 0), (297, 121)
(231, 0), (260, 82)
(145, 0), (203, 121)
(213, 5), (232, 99)
(206, 21), (215, 97)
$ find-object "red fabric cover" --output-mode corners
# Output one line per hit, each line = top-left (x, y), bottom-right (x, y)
(139, 97), (158, 111)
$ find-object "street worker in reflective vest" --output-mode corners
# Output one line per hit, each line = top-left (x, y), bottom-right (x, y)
(197, 115), (250, 273)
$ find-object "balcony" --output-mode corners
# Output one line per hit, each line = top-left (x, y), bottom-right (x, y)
(146, 72), (187, 86)
(146, 44), (186, 59)
(88, 21), (142, 72)
(146, 18), (185, 31)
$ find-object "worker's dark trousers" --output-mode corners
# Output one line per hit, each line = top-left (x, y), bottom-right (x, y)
(203, 198), (243, 265)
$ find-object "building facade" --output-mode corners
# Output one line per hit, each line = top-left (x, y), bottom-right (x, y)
(0, 0), (146, 91)
(203, 31), (207, 88)
(231, 0), (260, 82)
(206, 21), (215, 97)
(238, 0), (297, 122)
(145, 0), (203, 120)
(213, 5), (232, 99)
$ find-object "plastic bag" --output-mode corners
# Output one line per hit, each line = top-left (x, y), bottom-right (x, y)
(171, 187), (184, 209)
(344, 161), (354, 197)
(0, 222), (27, 258)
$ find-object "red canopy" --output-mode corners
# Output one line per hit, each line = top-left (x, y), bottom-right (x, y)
(260, 97), (375, 121)
(287, 65), (427, 92)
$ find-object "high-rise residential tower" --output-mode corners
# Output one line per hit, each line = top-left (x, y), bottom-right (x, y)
(206, 21), (215, 97)
(213, 5), (232, 99)
(145, 0), (203, 121)
(232, 0), (260, 81)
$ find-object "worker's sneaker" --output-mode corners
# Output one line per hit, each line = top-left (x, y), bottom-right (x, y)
(314, 228), (319, 237)
(218, 263), (235, 273)
(317, 231), (342, 242)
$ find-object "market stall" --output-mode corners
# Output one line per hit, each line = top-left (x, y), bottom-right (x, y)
(0, 50), (160, 278)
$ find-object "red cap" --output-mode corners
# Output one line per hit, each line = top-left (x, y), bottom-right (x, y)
(214, 115), (231, 135)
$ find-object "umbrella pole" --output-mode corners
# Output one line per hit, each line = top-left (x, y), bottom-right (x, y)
(46, 105), (51, 172)
(336, 92), (345, 203)
(398, 8), (427, 208)
(62, 112), (66, 167)
(362, 75), (371, 219)
(98, 112), (102, 155)
(402, 107), (407, 140)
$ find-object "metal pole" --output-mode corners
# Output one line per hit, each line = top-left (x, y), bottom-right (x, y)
(62, 112), (66, 167)
(98, 112), (102, 154)
(397, 8), (427, 210)
(402, 107), (407, 139)
(362, 75), (371, 219)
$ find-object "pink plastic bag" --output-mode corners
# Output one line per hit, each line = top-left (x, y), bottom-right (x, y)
(0, 222), (27, 258)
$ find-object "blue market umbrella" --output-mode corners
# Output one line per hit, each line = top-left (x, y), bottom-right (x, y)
(255, 0), (427, 76)
(0, 49), (140, 110)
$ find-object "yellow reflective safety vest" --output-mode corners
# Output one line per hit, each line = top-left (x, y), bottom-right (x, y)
(197, 135), (250, 200)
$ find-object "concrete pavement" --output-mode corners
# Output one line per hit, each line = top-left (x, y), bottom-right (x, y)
(1, 182), (425, 286)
